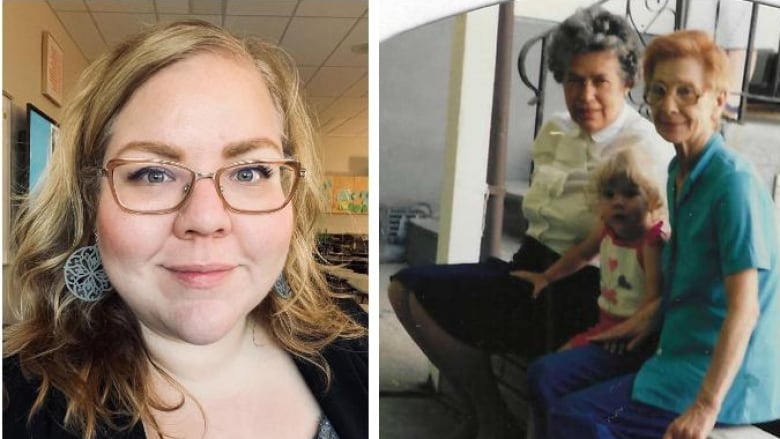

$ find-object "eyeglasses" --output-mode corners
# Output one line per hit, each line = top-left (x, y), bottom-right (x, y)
(100, 158), (306, 214)
(643, 82), (703, 106)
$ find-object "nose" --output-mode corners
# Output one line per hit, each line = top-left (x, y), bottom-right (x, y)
(173, 177), (232, 238)
(580, 81), (596, 102)
(611, 194), (626, 207)
(658, 91), (680, 113)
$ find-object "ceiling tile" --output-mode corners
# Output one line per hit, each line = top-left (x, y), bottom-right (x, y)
(48, 0), (88, 12)
(324, 17), (366, 67)
(86, 0), (154, 13)
(341, 75), (367, 97)
(154, 0), (189, 14)
(158, 14), (221, 27)
(296, 0), (366, 18)
(325, 97), (365, 119)
(297, 66), (318, 83)
(92, 12), (157, 46)
(317, 116), (350, 133)
(55, 11), (108, 61)
(328, 112), (367, 136)
(190, 0), (223, 14)
(305, 96), (336, 116)
(225, 0), (296, 16)
(305, 66), (366, 97)
(280, 17), (354, 66)
(223, 15), (288, 42)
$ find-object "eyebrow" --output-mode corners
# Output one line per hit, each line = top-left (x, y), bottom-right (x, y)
(222, 138), (284, 159)
(114, 141), (181, 160)
(113, 137), (284, 161)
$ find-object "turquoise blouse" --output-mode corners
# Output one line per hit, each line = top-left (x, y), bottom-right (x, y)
(633, 133), (780, 424)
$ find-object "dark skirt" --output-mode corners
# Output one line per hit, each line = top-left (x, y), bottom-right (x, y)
(391, 237), (600, 357)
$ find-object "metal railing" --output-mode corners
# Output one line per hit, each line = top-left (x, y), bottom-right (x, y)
(516, 0), (780, 131)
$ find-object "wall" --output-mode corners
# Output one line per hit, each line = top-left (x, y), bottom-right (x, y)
(379, 4), (780, 227)
(515, 0), (780, 50)
(3, 1), (89, 124)
(379, 17), (455, 211)
(317, 134), (369, 234)
(378, 15), (564, 212)
(3, 1), (90, 323)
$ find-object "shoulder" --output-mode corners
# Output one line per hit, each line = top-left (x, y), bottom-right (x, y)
(3, 356), (143, 439)
(615, 108), (673, 157)
(536, 113), (575, 138)
(3, 356), (69, 438)
(704, 145), (766, 203)
(707, 142), (757, 180)
(336, 297), (368, 329)
(4, 355), (40, 427)
(644, 221), (667, 247)
(295, 302), (368, 439)
(297, 299), (368, 392)
(322, 298), (368, 381)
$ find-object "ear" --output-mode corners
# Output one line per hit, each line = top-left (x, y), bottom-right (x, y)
(711, 89), (728, 126)
(715, 89), (727, 109)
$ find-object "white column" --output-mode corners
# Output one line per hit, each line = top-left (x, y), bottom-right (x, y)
(436, 6), (499, 264)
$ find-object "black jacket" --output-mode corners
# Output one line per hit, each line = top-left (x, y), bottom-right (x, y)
(3, 301), (368, 439)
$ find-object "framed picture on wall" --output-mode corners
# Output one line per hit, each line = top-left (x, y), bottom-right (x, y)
(41, 31), (64, 106)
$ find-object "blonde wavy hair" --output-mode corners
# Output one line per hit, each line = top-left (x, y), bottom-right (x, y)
(589, 147), (667, 222)
(4, 20), (365, 438)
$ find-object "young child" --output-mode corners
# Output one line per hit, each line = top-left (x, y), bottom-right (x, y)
(512, 147), (667, 350)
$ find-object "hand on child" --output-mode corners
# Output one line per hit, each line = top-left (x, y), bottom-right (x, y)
(589, 306), (655, 352)
(510, 270), (548, 299)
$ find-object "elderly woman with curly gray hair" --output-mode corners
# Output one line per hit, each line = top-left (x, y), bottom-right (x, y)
(388, 6), (673, 439)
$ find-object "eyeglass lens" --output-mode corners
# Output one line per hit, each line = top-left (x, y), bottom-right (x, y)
(645, 82), (699, 106)
(110, 161), (298, 213)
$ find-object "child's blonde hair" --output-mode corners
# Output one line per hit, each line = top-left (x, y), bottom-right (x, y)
(589, 147), (666, 221)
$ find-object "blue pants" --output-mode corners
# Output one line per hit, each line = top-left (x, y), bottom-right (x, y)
(527, 344), (679, 439)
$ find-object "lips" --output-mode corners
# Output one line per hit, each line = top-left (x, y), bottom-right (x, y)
(576, 108), (600, 119)
(658, 119), (685, 129)
(611, 213), (627, 222)
(164, 264), (236, 289)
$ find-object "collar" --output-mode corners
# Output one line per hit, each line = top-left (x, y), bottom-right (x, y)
(548, 103), (630, 143)
(686, 132), (722, 183)
(670, 132), (723, 204)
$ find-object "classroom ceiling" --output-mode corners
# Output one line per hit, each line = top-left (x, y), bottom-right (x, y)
(45, 0), (368, 139)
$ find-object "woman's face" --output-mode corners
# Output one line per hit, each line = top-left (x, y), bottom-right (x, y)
(563, 50), (630, 134)
(96, 52), (293, 346)
(646, 57), (725, 148)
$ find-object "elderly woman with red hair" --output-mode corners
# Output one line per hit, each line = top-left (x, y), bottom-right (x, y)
(527, 29), (780, 439)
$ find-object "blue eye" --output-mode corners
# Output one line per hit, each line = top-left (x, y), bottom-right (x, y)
(231, 164), (274, 183)
(127, 166), (176, 184)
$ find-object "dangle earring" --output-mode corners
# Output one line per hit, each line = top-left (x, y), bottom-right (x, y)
(273, 273), (292, 299)
(63, 244), (112, 302)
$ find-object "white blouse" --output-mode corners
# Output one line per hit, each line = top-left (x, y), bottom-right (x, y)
(521, 105), (673, 256)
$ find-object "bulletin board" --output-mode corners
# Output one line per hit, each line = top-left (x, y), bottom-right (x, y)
(324, 175), (368, 214)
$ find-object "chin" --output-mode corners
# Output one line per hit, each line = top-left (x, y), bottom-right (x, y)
(658, 125), (688, 143)
(170, 303), (248, 345)
(581, 120), (608, 133)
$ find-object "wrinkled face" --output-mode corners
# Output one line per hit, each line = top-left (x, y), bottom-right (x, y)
(646, 57), (724, 147)
(96, 52), (293, 345)
(563, 50), (630, 134)
(598, 176), (650, 240)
